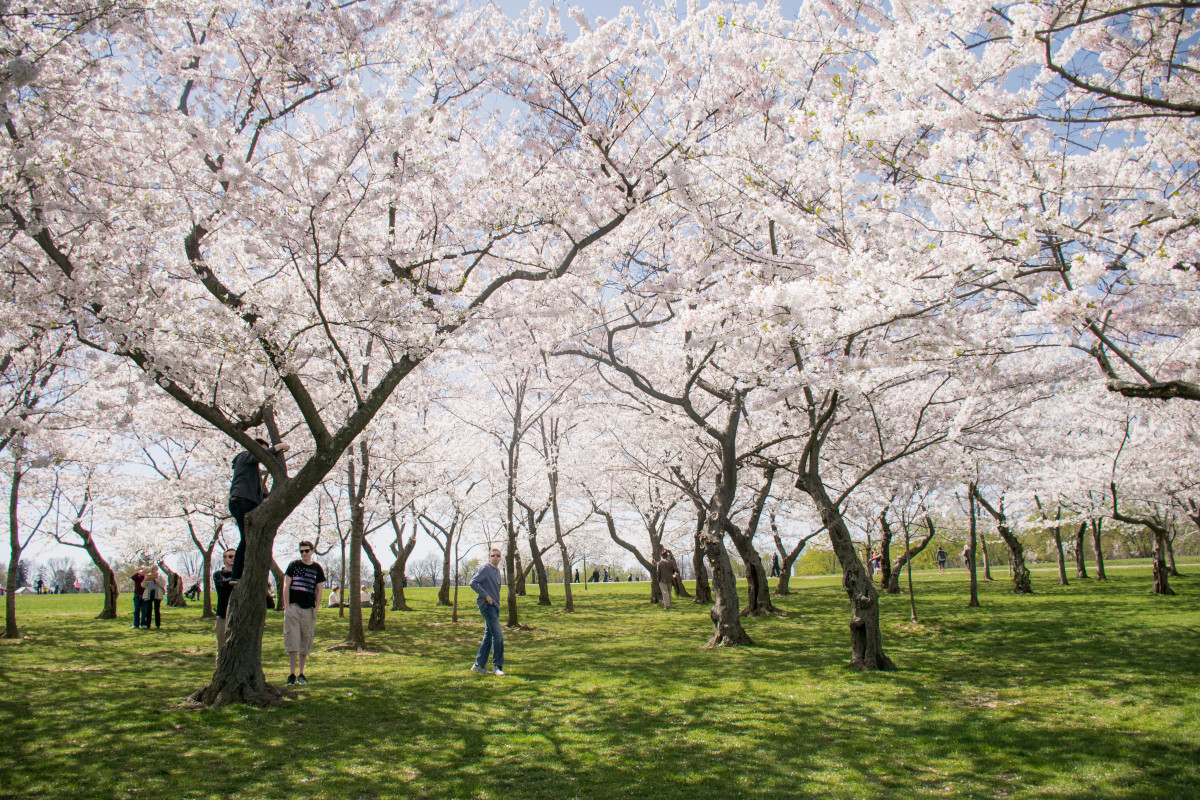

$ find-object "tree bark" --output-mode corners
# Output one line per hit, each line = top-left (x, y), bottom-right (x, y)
(158, 559), (188, 607)
(1034, 499), (1068, 587)
(1109, 484), (1171, 595)
(1152, 528), (1175, 595)
(5, 464), (24, 639)
(334, 441), (370, 650)
(798, 475), (894, 670)
(593, 502), (660, 604)
(877, 511), (894, 590)
(1073, 521), (1089, 579)
(362, 537), (386, 631)
(1090, 518), (1107, 581)
(187, 511), (285, 708)
(691, 516), (713, 605)
(725, 468), (777, 616)
(884, 518), (936, 595)
(971, 485), (1032, 594)
(389, 517), (416, 611)
(520, 503), (552, 606)
(70, 519), (119, 619)
(979, 531), (994, 581)
(1165, 527), (1180, 576)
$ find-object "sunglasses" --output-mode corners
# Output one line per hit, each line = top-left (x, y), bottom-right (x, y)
(299, 548), (313, 554)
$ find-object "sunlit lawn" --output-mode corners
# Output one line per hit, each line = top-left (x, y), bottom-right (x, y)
(2, 564), (1198, 799)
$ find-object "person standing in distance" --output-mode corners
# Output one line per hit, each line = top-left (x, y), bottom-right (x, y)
(469, 548), (505, 676)
(656, 549), (677, 610)
(130, 566), (147, 629)
(282, 541), (324, 686)
(227, 437), (290, 582)
(213, 548), (236, 654)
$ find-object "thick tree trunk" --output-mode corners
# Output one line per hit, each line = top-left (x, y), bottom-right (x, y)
(877, 513), (894, 589)
(158, 560), (188, 607)
(335, 448), (369, 651)
(438, 543), (452, 606)
(512, 548), (526, 597)
(725, 525), (776, 616)
(798, 478), (893, 671)
(727, 468), (777, 616)
(187, 512), (285, 708)
(699, 520), (751, 646)
(691, 529), (713, 605)
(72, 521), (119, 619)
(389, 515), (416, 611)
(1053, 527), (1068, 586)
(199, 548), (215, 618)
(1165, 529), (1180, 576)
(1090, 518), (1107, 580)
(1152, 528), (1175, 595)
(1073, 522), (1089, 579)
(971, 486), (1031, 594)
(528, 530), (552, 607)
(362, 537), (386, 632)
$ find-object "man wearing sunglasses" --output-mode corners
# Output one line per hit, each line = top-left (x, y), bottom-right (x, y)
(283, 541), (325, 686)
(213, 548), (237, 653)
(468, 548), (505, 676)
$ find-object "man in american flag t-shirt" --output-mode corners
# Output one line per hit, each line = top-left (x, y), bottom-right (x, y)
(282, 541), (325, 687)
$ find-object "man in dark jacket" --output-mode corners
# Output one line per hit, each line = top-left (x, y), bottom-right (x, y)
(228, 438), (289, 581)
(468, 548), (505, 676)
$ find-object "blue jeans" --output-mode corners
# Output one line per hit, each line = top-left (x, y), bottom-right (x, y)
(133, 594), (145, 626)
(475, 601), (503, 670)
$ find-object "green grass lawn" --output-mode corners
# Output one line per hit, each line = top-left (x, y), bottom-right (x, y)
(2, 566), (1198, 799)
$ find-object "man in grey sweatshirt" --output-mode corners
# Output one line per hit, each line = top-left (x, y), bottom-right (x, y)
(469, 547), (505, 676)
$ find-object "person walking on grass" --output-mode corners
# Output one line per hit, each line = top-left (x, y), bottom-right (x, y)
(227, 437), (290, 582)
(656, 549), (677, 610)
(469, 547), (505, 676)
(282, 541), (325, 687)
(213, 548), (236, 654)
(935, 545), (948, 574)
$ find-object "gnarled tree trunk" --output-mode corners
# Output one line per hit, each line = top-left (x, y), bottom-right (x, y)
(1073, 521), (1089, 579)
(971, 485), (1032, 594)
(71, 519), (119, 619)
(1090, 518), (1107, 580)
(362, 537), (386, 632)
(725, 468), (777, 616)
(691, 520), (713, 605)
(158, 560), (188, 607)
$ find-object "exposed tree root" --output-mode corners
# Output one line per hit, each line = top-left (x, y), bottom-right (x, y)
(183, 680), (291, 709)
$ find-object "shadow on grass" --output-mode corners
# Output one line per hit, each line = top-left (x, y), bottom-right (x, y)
(2, 575), (1198, 799)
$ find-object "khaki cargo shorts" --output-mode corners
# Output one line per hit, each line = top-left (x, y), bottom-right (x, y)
(283, 604), (317, 655)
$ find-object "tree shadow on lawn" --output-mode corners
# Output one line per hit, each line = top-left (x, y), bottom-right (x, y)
(5, 578), (1199, 799)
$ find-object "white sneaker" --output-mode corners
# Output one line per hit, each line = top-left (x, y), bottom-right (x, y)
(470, 664), (487, 675)
(493, 667), (505, 677)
